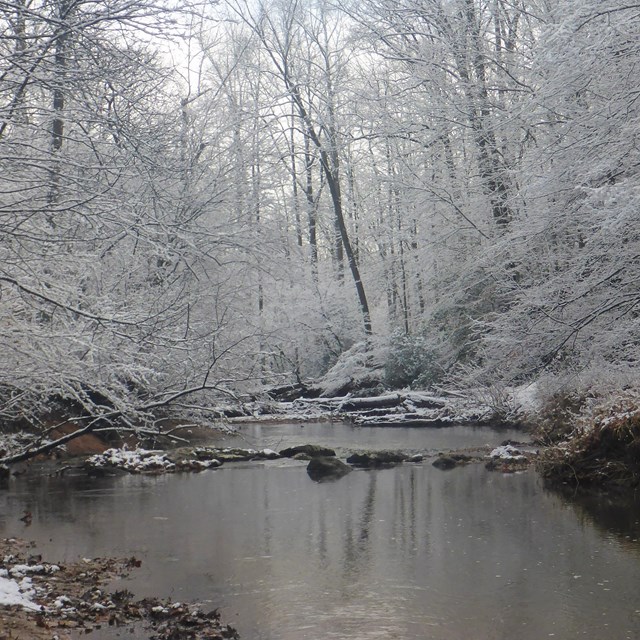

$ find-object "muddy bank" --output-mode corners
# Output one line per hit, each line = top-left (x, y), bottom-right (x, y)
(537, 418), (640, 489)
(0, 537), (238, 640)
(528, 392), (640, 489)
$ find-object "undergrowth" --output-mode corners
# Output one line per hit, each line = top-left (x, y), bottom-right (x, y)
(537, 397), (640, 488)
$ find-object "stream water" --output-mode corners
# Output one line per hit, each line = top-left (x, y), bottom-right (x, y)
(1, 421), (640, 639)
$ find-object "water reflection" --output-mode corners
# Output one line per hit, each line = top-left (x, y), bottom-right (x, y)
(220, 421), (528, 456)
(0, 427), (639, 640)
(548, 484), (640, 553)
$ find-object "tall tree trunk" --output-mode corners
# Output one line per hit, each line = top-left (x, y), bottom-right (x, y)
(446, 0), (512, 230)
(411, 219), (425, 316)
(321, 150), (372, 335)
(238, 2), (373, 336)
(47, 0), (71, 216)
(304, 132), (318, 277)
(290, 102), (303, 248)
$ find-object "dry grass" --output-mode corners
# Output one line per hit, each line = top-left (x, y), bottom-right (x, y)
(530, 391), (591, 445)
(537, 399), (640, 488)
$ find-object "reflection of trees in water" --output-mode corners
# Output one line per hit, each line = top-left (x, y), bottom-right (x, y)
(343, 472), (377, 575)
(341, 468), (422, 583)
(550, 483), (640, 552)
(316, 498), (329, 568)
(261, 480), (273, 558)
(392, 468), (418, 555)
(0, 472), (165, 552)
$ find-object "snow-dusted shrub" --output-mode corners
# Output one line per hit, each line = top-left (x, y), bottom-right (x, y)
(383, 330), (445, 390)
(531, 390), (591, 445)
(316, 340), (387, 397)
(537, 395), (640, 488)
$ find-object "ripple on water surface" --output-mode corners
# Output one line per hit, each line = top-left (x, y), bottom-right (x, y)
(0, 423), (639, 640)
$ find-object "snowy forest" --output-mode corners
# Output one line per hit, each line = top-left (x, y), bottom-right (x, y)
(1, 0), (639, 437)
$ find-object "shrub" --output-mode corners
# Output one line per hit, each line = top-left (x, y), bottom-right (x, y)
(537, 395), (640, 488)
(384, 331), (445, 390)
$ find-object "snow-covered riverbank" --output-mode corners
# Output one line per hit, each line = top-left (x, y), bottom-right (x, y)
(0, 537), (239, 639)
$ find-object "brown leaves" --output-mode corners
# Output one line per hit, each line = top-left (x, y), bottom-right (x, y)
(0, 538), (238, 640)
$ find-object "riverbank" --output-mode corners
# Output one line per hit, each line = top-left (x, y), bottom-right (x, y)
(2, 413), (639, 639)
(2, 437), (638, 640)
(0, 389), (515, 471)
(3, 385), (638, 491)
(535, 402), (640, 489)
(0, 537), (238, 639)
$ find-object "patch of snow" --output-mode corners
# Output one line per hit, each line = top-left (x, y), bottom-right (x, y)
(53, 595), (72, 609)
(511, 383), (541, 413)
(489, 445), (526, 461)
(88, 448), (176, 472)
(0, 574), (41, 611)
(0, 434), (35, 460)
(8, 563), (58, 576)
(195, 460), (219, 469)
(10, 564), (47, 577)
(316, 341), (385, 397)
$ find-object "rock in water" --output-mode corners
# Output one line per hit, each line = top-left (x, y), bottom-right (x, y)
(280, 444), (336, 458)
(346, 450), (407, 467)
(306, 457), (352, 482)
(432, 456), (457, 470)
(432, 453), (473, 470)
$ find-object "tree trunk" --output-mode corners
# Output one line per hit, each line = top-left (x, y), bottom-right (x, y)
(320, 147), (372, 335)
(304, 133), (318, 275)
(47, 0), (71, 214)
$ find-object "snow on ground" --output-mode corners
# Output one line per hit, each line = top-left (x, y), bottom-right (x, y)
(227, 389), (500, 427)
(0, 573), (41, 611)
(90, 448), (178, 472)
(489, 445), (527, 461)
(88, 448), (221, 473)
(0, 433), (37, 460)
(510, 382), (541, 413)
(314, 341), (386, 397)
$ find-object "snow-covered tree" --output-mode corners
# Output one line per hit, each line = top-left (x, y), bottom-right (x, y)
(0, 0), (259, 439)
(473, 0), (640, 390)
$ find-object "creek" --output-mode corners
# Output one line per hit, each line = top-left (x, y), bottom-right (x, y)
(1, 421), (639, 639)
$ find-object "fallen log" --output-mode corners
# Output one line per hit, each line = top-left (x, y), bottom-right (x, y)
(265, 383), (321, 402)
(338, 394), (402, 412)
(353, 417), (456, 428)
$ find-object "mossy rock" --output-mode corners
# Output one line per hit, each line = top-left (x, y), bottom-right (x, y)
(306, 457), (352, 483)
(346, 450), (407, 467)
(279, 444), (336, 458)
(432, 453), (473, 470)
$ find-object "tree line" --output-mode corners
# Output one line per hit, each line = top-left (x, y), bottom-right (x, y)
(1, 0), (638, 438)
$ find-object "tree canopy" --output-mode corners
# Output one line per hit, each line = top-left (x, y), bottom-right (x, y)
(1, 0), (639, 440)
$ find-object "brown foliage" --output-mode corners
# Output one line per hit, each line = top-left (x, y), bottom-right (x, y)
(537, 407), (640, 488)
